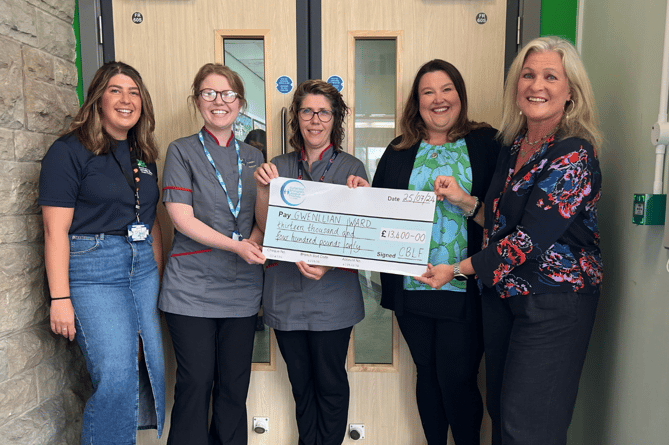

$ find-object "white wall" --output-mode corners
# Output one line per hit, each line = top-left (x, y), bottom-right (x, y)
(568, 1), (669, 443)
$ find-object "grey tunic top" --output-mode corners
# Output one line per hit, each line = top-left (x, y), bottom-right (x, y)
(263, 146), (367, 331)
(159, 130), (264, 318)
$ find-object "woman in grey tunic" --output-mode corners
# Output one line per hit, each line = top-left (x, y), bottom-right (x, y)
(159, 63), (265, 445)
(254, 80), (366, 445)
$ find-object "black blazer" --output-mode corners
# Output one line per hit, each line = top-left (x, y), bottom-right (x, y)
(371, 127), (501, 319)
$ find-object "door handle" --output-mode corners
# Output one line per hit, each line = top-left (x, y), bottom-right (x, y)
(281, 107), (288, 155)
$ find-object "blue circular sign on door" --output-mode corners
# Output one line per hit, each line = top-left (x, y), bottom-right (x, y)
(326, 75), (344, 92)
(276, 76), (293, 94)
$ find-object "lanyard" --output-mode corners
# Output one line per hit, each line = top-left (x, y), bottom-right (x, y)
(198, 131), (243, 223)
(297, 148), (338, 182)
(110, 144), (141, 223)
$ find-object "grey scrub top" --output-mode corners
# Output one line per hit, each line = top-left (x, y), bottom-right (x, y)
(263, 146), (367, 331)
(159, 130), (264, 318)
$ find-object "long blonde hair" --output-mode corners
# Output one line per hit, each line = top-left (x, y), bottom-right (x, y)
(499, 36), (603, 153)
(63, 61), (158, 163)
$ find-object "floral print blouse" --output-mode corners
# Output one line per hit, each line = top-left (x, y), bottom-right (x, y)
(470, 133), (602, 298)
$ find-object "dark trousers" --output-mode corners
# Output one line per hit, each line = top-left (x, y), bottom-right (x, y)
(275, 327), (353, 445)
(481, 291), (599, 445)
(164, 312), (257, 445)
(396, 312), (484, 445)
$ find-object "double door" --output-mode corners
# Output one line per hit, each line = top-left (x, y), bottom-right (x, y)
(110, 1), (507, 443)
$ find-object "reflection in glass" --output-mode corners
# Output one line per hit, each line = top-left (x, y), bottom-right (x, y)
(224, 38), (270, 363)
(251, 326), (270, 364)
(224, 39), (266, 144)
(356, 270), (393, 364)
(353, 39), (396, 365)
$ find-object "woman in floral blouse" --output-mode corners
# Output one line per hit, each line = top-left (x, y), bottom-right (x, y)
(416, 36), (603, 445)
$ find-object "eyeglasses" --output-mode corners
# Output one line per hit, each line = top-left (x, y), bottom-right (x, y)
(199, 89), (238, 103)
(298, 108), (334, 123)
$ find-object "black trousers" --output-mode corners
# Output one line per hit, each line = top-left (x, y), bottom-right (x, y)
(164, 312), (257, 445)
(396, 312), (484, 445)
(275, 327), (353, 445)
(481, 290), (599, 445)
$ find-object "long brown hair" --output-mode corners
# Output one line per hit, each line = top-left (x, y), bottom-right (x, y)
(394, 59), (489, 150)
(288, 80), (348, 152)
(63, 61), (158, 163)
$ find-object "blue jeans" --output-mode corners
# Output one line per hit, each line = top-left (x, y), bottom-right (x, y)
(69, 234), (165, 445)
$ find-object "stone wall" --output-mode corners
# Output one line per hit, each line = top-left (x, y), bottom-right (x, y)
(0, 1), (91, 443)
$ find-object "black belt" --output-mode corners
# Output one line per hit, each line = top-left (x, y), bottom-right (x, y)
(104, 230), (127, 236)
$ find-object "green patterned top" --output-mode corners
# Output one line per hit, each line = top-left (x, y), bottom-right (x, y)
(404, 138), (472, 291)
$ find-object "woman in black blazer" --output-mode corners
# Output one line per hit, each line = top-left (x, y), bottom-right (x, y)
(371, 59), (500, 445)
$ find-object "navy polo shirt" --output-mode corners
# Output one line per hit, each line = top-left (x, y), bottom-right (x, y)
(38, 133), (159, 234)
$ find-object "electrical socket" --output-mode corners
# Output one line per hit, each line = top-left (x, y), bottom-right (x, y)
(253, 417), (269, 434)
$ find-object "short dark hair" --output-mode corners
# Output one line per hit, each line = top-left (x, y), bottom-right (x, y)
(244, 129), (267, 161)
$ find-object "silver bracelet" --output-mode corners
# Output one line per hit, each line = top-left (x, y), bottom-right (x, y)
(463, 196), (480, 218)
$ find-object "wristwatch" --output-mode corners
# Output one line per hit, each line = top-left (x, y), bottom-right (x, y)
(453, 262), (468, 281)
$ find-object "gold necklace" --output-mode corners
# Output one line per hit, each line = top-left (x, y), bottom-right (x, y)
(524, 126), (558, 146)
(519, 126), (558, 157)
(519, 142), (538, 159)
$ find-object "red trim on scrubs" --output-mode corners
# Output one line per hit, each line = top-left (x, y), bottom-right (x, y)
(170, 249), (212, 257)
(163, 186), (193, 193)
(299, 144), (333, 161)
(202, 127), (235, 147)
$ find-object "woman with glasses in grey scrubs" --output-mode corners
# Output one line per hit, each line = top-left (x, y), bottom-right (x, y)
(254, 79), (367, 445)
(159, 63), (265, 445)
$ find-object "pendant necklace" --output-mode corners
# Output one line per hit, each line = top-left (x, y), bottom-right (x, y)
(520, 126), (558, 158)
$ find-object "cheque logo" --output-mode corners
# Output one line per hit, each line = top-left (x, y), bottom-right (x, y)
(280, 180), (306, 206)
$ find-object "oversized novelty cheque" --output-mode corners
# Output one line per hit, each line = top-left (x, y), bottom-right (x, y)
(263, 177), (437, 276)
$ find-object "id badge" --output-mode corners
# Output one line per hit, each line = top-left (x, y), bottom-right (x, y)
(127, 223), (150, 242)
(232, 231), (243, 241)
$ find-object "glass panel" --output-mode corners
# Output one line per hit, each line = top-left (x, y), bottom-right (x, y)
(224, 38), (267, 161)
(356, 270), (393, 364)
(225, 38), (270, 363)
(251, 323), (270, 364)
(353, 39), (396, 365)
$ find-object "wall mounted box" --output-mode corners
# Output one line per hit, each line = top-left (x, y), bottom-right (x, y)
(633, 193), (667, 225)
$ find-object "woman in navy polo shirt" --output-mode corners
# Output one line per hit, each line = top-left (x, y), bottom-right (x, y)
(159, 63), (265, 445)
(39, 61), (165, 444)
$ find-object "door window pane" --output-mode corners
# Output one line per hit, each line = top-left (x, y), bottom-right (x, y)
(224, 38), (270, 363)
(224, 38), (267, 161)
(353, 39), (396, 365)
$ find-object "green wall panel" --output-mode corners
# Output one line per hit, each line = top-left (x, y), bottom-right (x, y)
(540, 0), (578, 44)
(74, 0), (83, 105)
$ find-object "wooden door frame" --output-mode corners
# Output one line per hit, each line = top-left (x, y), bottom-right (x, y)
(94, 0), (529, 82)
